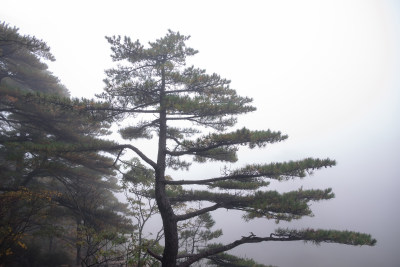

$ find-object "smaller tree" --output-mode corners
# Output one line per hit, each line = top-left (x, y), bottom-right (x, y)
(179, 212), (222, 257)
(122, 158), (165, 267)
(76, 225), (129, 267)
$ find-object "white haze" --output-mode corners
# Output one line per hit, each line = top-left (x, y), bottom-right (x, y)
(2, 0), (400, 266)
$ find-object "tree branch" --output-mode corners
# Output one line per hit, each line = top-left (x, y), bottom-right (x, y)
(176, 204), (221, 221)
(177, 234), (287, 266)
(14, 142), (157, 170)
(147, 248), (162, 262)
(105, 144), (157, 169)
(164, 158), (336, 185)
(163, 174), (259, 185)
(178, 229), (376, 267)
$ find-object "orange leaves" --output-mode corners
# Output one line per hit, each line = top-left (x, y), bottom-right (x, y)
(17, 241), (27, 250)
(0, 187), (61, 213)
(4, 248), (13, 256)
(3, 95), (18, 103)
(0, 187), (62, 258)
(73, 104), (86, 111)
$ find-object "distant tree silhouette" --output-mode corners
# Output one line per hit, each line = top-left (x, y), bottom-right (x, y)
(0, 22), (131, 265)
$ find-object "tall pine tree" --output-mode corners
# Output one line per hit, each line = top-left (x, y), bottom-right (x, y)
(98, 30), (376, 266)
(0, 22), (132, 265)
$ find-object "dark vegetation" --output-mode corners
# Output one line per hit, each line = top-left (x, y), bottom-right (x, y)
(0, 22), (376, 266)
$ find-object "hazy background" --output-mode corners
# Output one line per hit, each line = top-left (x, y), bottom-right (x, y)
(2, 1), (400, 266)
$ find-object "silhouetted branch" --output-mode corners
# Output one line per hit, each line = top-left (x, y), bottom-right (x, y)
(176, 204), (221, 221)
(147, 248), (162, 261)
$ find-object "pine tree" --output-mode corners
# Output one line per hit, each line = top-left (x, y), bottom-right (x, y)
(0, 22), (132, 265)
(0, 22), (72, 261)
(98, 30), (376, 266)
(0, 22), (67, 96)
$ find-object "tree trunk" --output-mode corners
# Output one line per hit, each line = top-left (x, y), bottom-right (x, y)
(155, 176), (178, 266)
(76, 219), (82, 267)
(155, 65), (179, 266)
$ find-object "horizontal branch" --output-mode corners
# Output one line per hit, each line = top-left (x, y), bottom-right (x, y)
(11, 141), (157, 169)
(177, 235), (279, 266)
(163, 175), (235, 185)
(178, 229), (376, 267)
(176, 204), (221, 221)
(164, 158), (336, 185)
(86, 106), (159, 114)
(166, 128), (287, 157)
(169, 188), (335, 221)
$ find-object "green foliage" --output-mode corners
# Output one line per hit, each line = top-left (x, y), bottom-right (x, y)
(0, 25), (374, 267)
(274, 228), (377, 246)
(0, 22), (54, 60)
(230, 158), (336, 180)
(123, 157), (155, 186)
(206, 249), (275, 267)
(170, 188), (334, 222)
(1, 24), (374, 267)
(208, 179), (270, 190)
(77, 225), (130, 266)
(122, 158), (164, 267)
(0, 22), (134, 266)
(179, 212), (223, 255)
(120, 124), (153, 140)
(0, 22), (66, 96)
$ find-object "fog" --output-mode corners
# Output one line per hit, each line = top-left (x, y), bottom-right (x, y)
(2, 0), (399, 266)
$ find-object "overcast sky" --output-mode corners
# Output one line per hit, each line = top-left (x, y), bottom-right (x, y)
(2, 1), (400, 266)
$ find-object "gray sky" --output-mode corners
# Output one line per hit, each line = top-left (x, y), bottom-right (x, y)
(2, 1), (400, 266)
